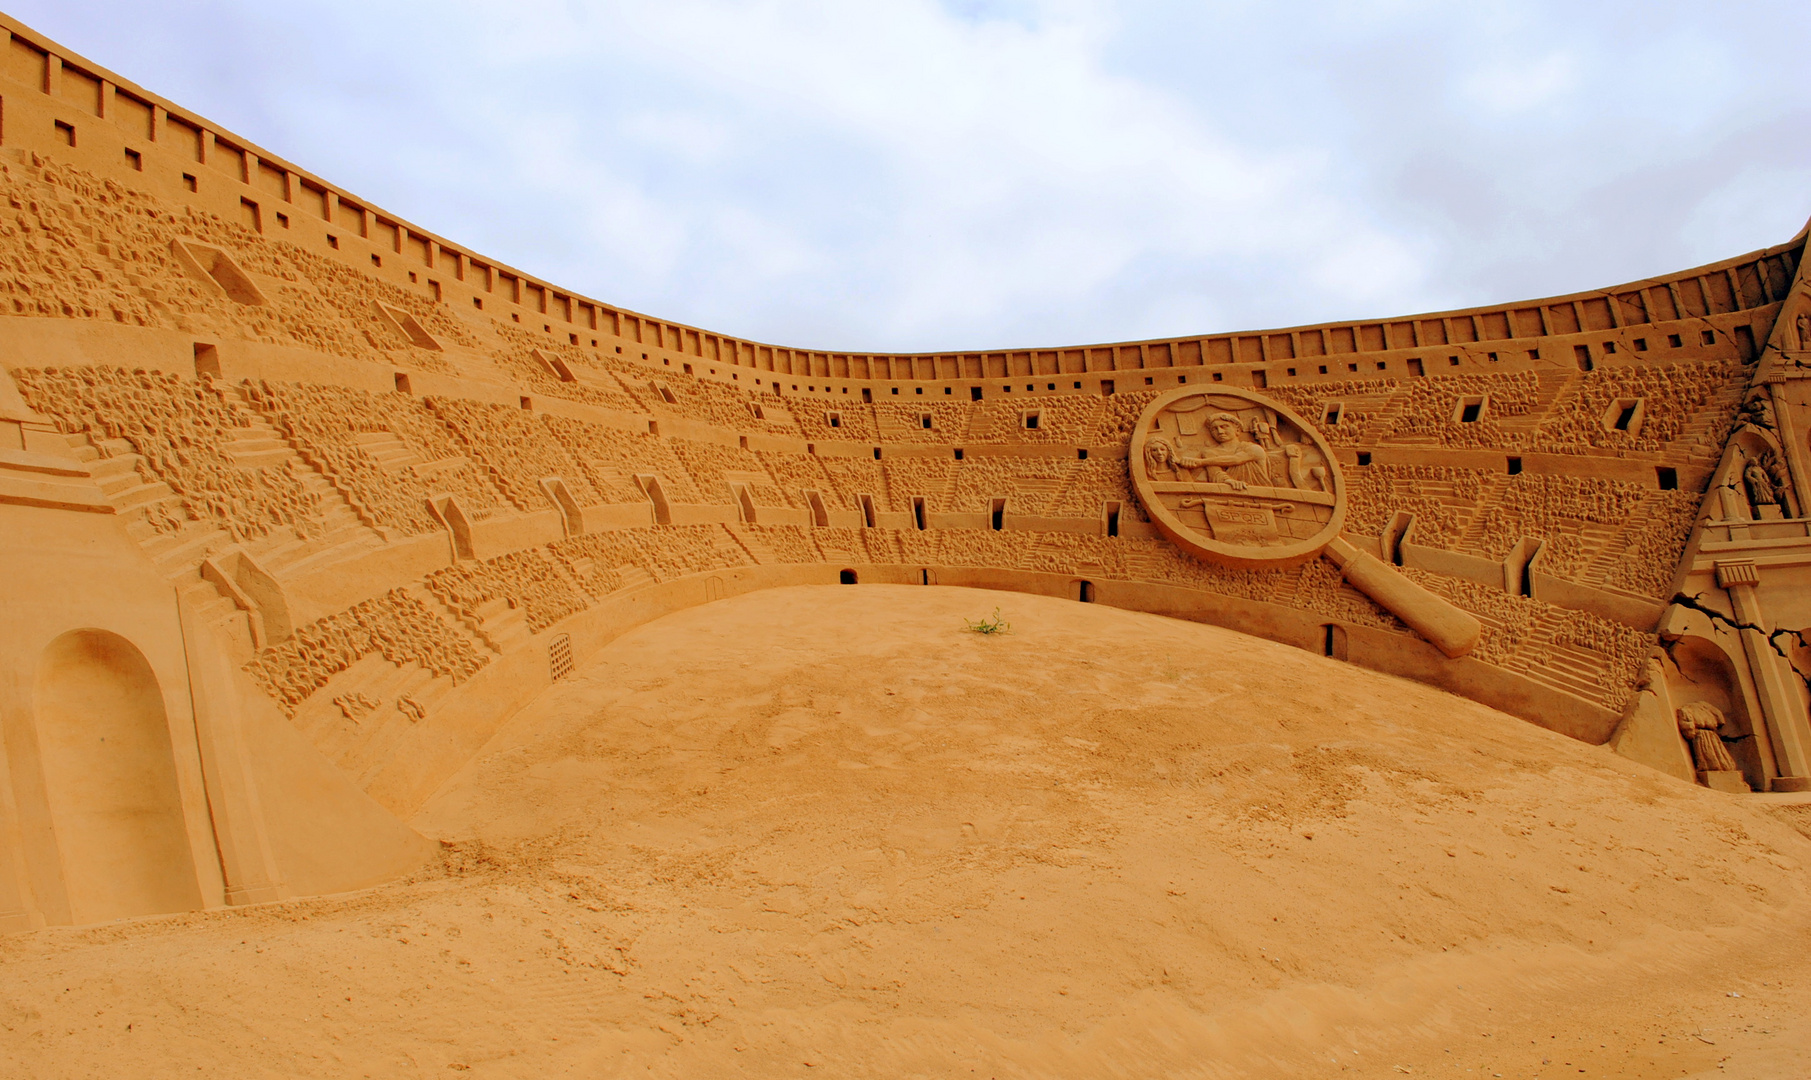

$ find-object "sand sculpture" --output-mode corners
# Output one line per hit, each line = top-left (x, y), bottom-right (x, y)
(0, 10), (1809, 935)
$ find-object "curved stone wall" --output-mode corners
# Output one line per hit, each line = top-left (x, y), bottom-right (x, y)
(2, 12), (1810, 929)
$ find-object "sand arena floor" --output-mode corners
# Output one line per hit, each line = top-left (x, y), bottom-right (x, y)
(4, 585), (1811, 1079)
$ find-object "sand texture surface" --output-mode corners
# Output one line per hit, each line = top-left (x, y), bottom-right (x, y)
(5, 585), (1811, 1078)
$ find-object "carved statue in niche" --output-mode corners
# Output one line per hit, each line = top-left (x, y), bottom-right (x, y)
(1797, 310), (1810, 351)
(1677, 700), (1740, 774)
(1744, 457), (1780, 511)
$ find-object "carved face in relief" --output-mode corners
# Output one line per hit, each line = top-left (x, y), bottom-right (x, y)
(1128, 387), (1345, 569)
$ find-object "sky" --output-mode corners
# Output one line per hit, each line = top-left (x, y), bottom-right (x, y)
(14, 0), (1811, 353)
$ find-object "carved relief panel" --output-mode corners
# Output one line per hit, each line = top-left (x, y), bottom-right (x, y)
(1130, 387), (1345, 568)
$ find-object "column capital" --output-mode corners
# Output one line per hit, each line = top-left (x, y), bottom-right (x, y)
(1716, 560), (1761, 589)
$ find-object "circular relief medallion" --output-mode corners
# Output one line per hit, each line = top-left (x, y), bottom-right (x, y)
(1129, 386), (1345, 569)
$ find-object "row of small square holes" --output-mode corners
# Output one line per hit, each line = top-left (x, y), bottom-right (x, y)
(74, 115), (1738, 402)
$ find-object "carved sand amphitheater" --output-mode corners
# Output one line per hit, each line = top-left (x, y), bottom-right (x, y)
(4, 11), (1811, 1078)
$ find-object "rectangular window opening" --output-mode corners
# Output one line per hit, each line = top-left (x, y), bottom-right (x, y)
(990, 498), (1006, 532)
(1735, 325), (1756, 360)
(1574, 344), (1594, 372)
(192, 342), (220, 379)
(1507, 456), (1523, 475)
(1322, 624), (1348, 661)
(1656, 466), (1678, 491)
(1356, 451), (1372, 467)
(54, 119), (74, 146)
(913, 497), (927, 531)
(124, 147), (142, 170)
(1105, 502), (1120, 538)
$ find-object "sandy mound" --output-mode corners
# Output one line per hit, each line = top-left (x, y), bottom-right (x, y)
(5, 585), (1811, 1079)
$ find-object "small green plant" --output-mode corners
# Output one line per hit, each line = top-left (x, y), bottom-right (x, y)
(964, 607), (1011, 635)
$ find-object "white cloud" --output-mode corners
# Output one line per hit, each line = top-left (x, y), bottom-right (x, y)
(1460, 51), (1578, 114)
(8, 0), (1811, 350)
(1680, 166), (1811, 264)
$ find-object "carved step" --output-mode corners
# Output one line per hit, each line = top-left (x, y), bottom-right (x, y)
(270, 528), (385, 581)
(146, 527), (230, 576)
(351, 431), (422, 471)
(62, 443), (102, 465)
(723, 524), (778, 565)
(615, 565), (657, 591)
(110, 477), (176, 510)
(473, 598), (531, 650)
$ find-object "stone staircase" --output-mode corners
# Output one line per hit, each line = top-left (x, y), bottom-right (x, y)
(60, 401), (396, 656)
(1574, 519), (1639, 588)
(724, 522), (780, 565)
(351, 430), (422, 472)
(1502, 612), (1616, 708)
(708, 523), (757, 569)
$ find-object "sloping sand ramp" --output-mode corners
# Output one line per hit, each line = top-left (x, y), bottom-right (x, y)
(5, 585), (1811, 1078)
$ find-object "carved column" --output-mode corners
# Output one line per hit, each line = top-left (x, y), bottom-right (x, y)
(176, 590), (286, 905)
(1716, 560), (1811, 787)
(1768, 379), (1811, 516)
(0, 759), (35, 931)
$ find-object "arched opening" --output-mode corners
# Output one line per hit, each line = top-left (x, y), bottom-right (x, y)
(1670, 635), (1762, 791)
(30, 630), (202, 924)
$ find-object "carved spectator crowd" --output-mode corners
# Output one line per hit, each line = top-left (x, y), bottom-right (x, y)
(0, 146), (1776, 733)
